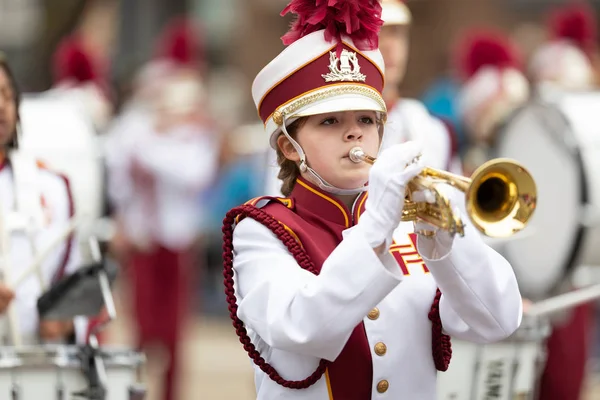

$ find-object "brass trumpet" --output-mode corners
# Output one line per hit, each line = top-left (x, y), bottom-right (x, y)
(348, 147), (537, 238)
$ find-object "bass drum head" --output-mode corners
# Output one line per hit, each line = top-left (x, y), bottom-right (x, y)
(494, 102), (583, 300)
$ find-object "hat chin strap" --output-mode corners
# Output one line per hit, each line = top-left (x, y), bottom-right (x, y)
(281, 118), (367, 196)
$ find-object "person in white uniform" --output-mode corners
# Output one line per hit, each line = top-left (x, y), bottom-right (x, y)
(526, 4), (598, 399)
(529, 1), (598, 94)
(263, 0), (463, 198)
(378, 0), (461, 173)
(221, 1), (523, 399)
(455, 29), (530, 176)
(0, 55), (89, 346)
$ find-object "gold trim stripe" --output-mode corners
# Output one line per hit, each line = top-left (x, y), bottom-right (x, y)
(296, 179), (350, 228)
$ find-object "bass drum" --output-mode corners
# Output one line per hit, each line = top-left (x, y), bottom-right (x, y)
(494, 91), (600, 300)
(18, 93), (106, 262)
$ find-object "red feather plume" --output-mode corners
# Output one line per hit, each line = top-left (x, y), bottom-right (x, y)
(155, 16), (204, 66)
(53, 36), (97, 84)
(547, 1), (597, 55)
(455, 29), (522, 81)
(280, 0), (384, 53)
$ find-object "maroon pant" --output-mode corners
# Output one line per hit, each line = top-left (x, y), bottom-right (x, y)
(127, 245), (195, 400)
(537, 302), (594, 400)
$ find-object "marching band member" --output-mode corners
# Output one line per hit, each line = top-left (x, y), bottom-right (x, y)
(455, 29), (530, 176)
(527, 3), (598, 399)
(106, 16), (217, 400)
(222, 1), (522, 399)
(263, 0), (463, 197)
(0, 56), (89, 345)
(50, 34), (113, 132)
(378, 0), (462, 174)
(529, 1), (598, 94)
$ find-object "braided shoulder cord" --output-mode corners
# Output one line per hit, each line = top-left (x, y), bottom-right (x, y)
(429, 288), (452, 371)
(222, 204), (329, 389)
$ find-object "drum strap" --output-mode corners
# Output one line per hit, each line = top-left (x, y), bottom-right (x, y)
(8, 150), (45, 233)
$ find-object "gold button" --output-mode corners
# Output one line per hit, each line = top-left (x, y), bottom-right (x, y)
(374, 342), (387, 356)
(377, 380), (389, 393)
(367, 308), (380, 320)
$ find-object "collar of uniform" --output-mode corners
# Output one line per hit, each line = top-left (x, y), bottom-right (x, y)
(353, 192), (368, 224)
(292, 177), (352, 228)
(291, 177), (368, 228)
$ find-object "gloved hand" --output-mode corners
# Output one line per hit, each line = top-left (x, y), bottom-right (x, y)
(412, 189), (457, 260)
(358, 141), (424, 249)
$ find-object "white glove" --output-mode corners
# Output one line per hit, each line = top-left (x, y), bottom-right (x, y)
(358, 141), (425, 249)
(412, 189), (456, 260)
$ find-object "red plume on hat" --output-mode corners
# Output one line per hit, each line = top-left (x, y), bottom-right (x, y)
(280, 0), (384, 54)
(547, 1), (597, 56)
(53, 35), (99, 85)
(455, 29), (522, 81)
(155, 16), (205, 67)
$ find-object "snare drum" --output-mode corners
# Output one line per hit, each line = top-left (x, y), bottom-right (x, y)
(0, 345), (145, 400)
(437, 316), (551, 400)
(493, 91), (600, 299)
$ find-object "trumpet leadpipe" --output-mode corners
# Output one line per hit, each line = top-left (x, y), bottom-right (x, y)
(348, 147), (470, 190)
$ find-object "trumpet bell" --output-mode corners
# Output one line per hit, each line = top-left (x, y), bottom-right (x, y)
(466, 158), (537, 238)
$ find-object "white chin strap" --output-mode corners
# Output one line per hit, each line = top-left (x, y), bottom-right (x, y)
(281, 115), (367, 196)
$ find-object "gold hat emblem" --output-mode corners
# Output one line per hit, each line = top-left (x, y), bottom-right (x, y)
(322, 49), (367, 82)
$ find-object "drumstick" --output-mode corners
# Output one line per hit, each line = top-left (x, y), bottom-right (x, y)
(26, 234), (47, 292)
(0, 203), (22, 346)
(11, 214), (81, 289)
(525, 283), (600, 317)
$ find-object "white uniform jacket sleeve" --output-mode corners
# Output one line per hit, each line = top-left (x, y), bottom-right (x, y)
(233, 218), (403, 361)
(417, 187), (523, 343)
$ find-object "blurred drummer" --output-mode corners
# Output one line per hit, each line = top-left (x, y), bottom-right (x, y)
(50, 34), (114, 132)
(527, 3), (598, 399)
(0, 55), (91, 346)
(454, 29), (530, 176)
(529, 1), (598, 95)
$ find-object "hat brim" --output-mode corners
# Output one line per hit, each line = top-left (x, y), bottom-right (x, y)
(382, 3), (412, 26)
(268, 94), (386, 148)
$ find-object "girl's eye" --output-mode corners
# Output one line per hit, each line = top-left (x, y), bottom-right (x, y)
(320, 117), (338, 125)
(360, 116), (374, 124)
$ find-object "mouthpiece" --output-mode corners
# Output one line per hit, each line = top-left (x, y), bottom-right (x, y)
(349, 147), (366, 163)
(349, 147), (376, 165)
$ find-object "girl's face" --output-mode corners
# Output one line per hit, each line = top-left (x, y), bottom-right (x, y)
(0, 67), (17, 149)
(278, 110), (380, 190)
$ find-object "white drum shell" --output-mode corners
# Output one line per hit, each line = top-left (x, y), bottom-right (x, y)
(437, 317), (550, 400)
(494, 92), (600, 299)
(0, 346), (144, 400)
